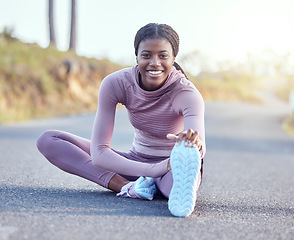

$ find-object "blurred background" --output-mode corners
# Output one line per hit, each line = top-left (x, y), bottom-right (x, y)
(0, 0), (294, 132)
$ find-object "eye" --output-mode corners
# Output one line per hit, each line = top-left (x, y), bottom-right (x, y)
(141, 53), (151, 58)
(160, 54), (169, 59)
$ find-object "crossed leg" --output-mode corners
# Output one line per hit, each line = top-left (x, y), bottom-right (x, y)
(36, 130), (117, 188)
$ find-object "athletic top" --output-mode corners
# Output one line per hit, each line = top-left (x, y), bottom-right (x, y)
(90, 65), (206, 178)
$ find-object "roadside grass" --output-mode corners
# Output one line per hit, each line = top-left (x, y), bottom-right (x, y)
(0, 37), (122, 123)
(282, 115), (294, 136)
(190, 71), (262, 103)
(276, 75), (294, 102)
(276, 75), (294, 135)
(0, 35), (263, 123)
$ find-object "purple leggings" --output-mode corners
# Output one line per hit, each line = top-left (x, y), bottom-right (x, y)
(36, 130), (202, 198)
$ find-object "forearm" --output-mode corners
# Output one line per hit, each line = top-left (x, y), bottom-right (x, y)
(91, 145), (169, 178)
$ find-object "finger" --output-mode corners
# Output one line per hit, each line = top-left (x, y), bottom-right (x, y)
(194, 138), (202, 150)
(193, 132), (201, 149)
(191, 131), (199, 144)
(183, 129), (192, 146)
(185, 129), (193, 141)
(176, 131), (187, 145)
(195, 132), (202, 150)
(186, 129), (198, 147)
(188, 131), (200, 148)
(197, 142), (202, 150)
(166, 133), (178, 141)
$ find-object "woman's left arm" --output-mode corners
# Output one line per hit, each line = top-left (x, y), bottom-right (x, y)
(167, 88), (206, 157)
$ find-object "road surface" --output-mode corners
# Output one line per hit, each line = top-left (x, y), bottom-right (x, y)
(0, 101), (293, 240)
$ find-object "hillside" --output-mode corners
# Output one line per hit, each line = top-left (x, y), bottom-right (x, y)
(0, 34), (261, 123)
(0, 36), (124, 123)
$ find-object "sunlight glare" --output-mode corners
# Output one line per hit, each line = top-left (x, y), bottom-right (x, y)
(230, 10), (293, 57)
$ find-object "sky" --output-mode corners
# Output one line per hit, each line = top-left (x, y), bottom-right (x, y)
(1, 0), (294, 73)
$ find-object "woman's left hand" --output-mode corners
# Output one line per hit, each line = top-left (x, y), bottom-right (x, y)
(166, 129), (202, 171)
(167, 129), (202, 150)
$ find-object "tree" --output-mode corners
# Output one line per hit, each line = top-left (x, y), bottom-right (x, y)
(69, 0), (76, 52)
(48, 0), (56, 46)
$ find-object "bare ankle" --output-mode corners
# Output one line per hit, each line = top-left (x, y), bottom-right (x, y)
(108, 174), (130, 192)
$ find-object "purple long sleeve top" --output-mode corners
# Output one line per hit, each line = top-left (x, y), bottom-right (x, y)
(90, 66), (206, 178)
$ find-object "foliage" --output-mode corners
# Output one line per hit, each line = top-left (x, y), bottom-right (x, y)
(0, 35), (123, 123)
(276, 75), (294, 102)
(0, 32), (262, 123)
(189, 71), (262, 103)
(0, 27), (16, 41)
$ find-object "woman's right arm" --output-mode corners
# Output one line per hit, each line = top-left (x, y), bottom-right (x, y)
(90, 74), (169, 178)
(90, 76), (117, 154)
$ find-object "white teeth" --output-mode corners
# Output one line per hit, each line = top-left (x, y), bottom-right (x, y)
(148, 71), (162, 75)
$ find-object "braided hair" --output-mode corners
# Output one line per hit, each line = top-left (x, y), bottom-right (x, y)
(134, 23), (188, 79)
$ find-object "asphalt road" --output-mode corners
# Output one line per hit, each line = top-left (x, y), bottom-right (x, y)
(0, 101), (293, 240)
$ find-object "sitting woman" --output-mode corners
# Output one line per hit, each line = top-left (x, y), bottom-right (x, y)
(37, 23), (206, 217)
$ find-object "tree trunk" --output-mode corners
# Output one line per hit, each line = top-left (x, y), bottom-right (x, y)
(69, 0), (76, 52)
(48, 0), (56, 46)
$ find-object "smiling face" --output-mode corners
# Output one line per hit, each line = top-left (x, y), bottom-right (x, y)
(136, 38), (175, 91)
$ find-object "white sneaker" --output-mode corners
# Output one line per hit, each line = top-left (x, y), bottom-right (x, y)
(168, 141), (201, 217)
(116, 176), (156, 200)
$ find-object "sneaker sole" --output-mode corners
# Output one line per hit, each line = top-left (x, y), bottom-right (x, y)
(168, 141), (201, 217)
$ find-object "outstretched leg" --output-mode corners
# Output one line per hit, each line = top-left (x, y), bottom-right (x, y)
(162, 142), (203, 217)
(154, 167), (202, 199)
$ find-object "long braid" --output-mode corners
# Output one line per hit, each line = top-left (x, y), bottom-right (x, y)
(134, 23), (188, 79)
(173, 62), (189, 80)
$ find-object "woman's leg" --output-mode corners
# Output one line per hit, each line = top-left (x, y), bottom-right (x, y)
(154, 159), (203, 198)
(108, 174), (130, 192)
(36, 130), (127, 190)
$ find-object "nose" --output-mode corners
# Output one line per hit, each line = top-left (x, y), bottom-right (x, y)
(149, 56), (161, 67)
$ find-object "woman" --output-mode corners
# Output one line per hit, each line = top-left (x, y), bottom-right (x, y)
(37, 23), (206, 217)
